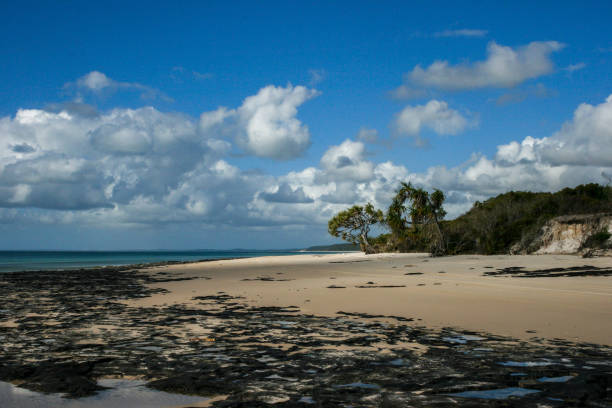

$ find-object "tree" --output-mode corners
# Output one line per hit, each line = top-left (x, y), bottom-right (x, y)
(387, 182), (447, 256)
(328, 203), (384, 254)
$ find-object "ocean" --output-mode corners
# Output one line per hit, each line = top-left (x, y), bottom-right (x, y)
(0, 250), (340, 272)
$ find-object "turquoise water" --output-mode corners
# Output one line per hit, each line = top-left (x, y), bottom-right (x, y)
(0, 250), (338, 272)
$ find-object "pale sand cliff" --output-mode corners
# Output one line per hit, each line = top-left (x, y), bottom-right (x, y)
(127, 253), (612, 345)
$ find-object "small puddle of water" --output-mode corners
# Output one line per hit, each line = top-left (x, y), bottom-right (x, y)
(0, 379), (207, 408)
(499, 361), (552, 367)
(538, 375), (574, 383)
(298, 396), (315, 404)
(448, 387), (540, 400)
(334, 382), (381, 390)
(443, 335), (485, 344)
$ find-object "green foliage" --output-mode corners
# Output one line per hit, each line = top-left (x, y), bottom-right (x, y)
(582, 229), (612, 249)
(444, 183), (612, 254)
(327, 203), (384, 253)
(327, 183), (611, 256)
(386, 182), (447, 256)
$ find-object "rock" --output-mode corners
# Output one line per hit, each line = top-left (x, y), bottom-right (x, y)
(531, 213), (612, 255)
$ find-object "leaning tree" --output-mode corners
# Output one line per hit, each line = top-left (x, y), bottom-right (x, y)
(328, 203), (384, 254)
(387, 182), (447, 256)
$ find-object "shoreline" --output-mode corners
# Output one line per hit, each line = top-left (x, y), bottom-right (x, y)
(0, 257), (241, 274)
(1, 252), (611, 406)
(0, 250), (356, 273)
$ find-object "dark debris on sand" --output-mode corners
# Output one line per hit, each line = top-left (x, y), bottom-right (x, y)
(484, 265), (612, 278)
(0, 265), (610, 407)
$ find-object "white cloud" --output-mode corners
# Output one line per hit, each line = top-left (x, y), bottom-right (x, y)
(319, 139), (374, 182)
(0, 105), (222, 211)
(67, 71), (172, 102)
(433, 29), (488, 38)
(0, 83), (319, 228)
(274, 95), (612, 222)
(1, 84), (611, 239)
(495, 136), (542, 165)
(237, 85), (319, 159)
(539, 95), (612, 166)
(408, 41), (564, 90)
(393, 100), (471, 146)
(198, 85), (320, 160)
(403, 95), (612, 215)
(77, 71), (113, 91)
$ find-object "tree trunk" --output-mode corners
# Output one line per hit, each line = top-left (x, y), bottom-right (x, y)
(429, 215), (446, 256)
(360, 232), (373, 254)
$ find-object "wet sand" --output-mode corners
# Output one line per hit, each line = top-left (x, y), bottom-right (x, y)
(128, 253), (612, 345)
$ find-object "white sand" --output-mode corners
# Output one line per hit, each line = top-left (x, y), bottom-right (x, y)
(127, 253), (612, 345)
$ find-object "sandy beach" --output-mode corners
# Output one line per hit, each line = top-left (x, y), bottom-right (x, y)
(2, 253), (611, 406)
(128, 253), (612, 345)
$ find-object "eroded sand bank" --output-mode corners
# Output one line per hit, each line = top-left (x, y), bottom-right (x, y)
(126, 253), (612, 345)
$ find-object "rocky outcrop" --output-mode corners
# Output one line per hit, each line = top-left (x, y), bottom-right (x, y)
(531, 213), (612, 255)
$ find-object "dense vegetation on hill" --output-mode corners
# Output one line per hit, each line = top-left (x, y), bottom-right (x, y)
(443, 183), (612, 254)
(328, 183), (612, 255)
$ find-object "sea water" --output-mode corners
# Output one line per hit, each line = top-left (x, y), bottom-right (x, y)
(0, 250), (342, 272)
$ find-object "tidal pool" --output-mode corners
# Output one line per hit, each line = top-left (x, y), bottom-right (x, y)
(448, 387), (540, 400)
(0, 379), (207, 408)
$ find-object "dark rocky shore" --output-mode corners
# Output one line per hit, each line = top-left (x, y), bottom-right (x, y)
(0, 264), (611, 407)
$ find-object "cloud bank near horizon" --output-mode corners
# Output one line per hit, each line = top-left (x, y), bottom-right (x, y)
(1, 71), (611, 234)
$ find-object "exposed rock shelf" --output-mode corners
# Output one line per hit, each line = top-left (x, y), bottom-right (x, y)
(0, 265), (611, 406)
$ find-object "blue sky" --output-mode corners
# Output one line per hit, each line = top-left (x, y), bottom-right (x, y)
(1, 1), (611, 249)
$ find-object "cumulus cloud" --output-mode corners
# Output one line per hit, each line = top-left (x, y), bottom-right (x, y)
(393, 100), (471, 146)
(0, 106), (212, 211)
(237, 85), (320, 159)
(408, 41), (564, 90)
(539, 95), (612, 166)
(2, 81), (611, 239)
(319, 139), (375, 182)
(0, 83), (318, 228)
(199, 85), (320, 160)
(271, 95), (612, 222)
(403, 95), (612, 215)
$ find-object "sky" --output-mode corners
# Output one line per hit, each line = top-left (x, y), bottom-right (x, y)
(1, 1), (612, 250)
